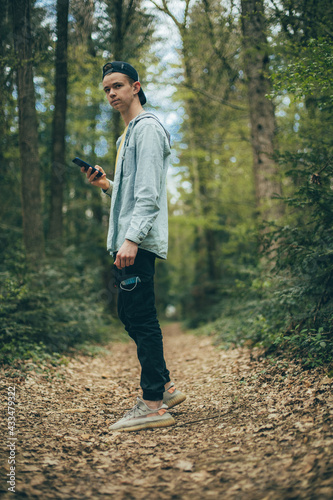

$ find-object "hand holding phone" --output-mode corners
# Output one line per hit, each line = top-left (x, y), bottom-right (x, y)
(73, 157), (110, 191)
(72, 157), (104, 179)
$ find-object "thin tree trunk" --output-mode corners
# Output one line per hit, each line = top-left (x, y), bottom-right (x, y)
(241, 0), (282, 221)
(150, 0), (218, 295)
(111, 0), (125, 166)
(12, 0), (45, 264)
(48, 0), (69, 246)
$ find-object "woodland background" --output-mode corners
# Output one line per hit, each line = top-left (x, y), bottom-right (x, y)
(0, 0), (332, 371)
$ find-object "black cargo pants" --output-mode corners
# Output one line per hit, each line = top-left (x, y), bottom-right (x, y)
(113, 248), (170, 401)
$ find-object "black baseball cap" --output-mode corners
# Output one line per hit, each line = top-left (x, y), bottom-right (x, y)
(102, 61), (147, 105)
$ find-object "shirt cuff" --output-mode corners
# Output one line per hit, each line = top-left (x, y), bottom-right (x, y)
(102, 179), (113, 197)
(125, 228), (147, 245)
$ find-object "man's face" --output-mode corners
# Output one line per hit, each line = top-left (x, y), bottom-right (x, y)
(103, 72), (140, 112)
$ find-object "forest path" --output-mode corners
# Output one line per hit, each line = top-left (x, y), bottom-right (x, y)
(1, 323), (333, 499)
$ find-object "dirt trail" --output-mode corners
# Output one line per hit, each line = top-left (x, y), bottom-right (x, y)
(1, 323), (333, 499)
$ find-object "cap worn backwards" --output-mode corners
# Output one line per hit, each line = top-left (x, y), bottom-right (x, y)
(102, 61), (147, 106)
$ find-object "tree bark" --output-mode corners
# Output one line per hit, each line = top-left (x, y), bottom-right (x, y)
(105, 0), (154, 164)
(150, 0), (219, 294)
(241, 0), (282, 221)
(12, 0), (45, 264)
(71, 0), (95, 55)
(48, 0), (69, 246)
(108, 0), (128, 165)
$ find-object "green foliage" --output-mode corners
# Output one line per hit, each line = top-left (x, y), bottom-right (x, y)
(167, 0), (256, 325)
(271, 326), (333, 368)
(205, 23), (333, 367)
(0, 245), (121, 366)
(258, 145), (333, 365)
(270, 38), (333, 110)
(257, 28), (333, 365)
(192, 1), (333, 366)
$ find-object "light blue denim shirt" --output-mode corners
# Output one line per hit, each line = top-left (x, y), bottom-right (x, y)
(102, 112), (171, 259)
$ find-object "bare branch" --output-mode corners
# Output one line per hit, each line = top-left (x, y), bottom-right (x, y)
(183, 0), (192, 27)
(181, 82), (247, 111)
(202, 0), (237, 78)
(321, 24), (333, 39)
(150, 0), (182, 28)
(268, 0), (282, 15)
(124, 0), (136, 31)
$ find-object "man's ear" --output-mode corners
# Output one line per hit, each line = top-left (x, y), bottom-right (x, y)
(133, 81), (141, 97)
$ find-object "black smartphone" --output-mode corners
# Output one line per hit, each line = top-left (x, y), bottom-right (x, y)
(72, 157), (104, 179)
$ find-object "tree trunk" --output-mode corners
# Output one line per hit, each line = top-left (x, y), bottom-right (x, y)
(71, 0), (95, 55)
(12, 0), (45, 264)
(110, 0), (125, 166)
(241, 0), (282, 221)
(48, 0), (69, 246)
(105, 0), (149, 164)
(0, 0), (8, 166)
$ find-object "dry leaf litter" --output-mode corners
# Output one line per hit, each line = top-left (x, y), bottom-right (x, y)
(1, 323), (332, 499)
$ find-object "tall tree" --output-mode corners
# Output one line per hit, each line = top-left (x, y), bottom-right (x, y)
(102, 0), (155, 165)
(0, 0), (15, 171)
(71, 0), (95, 56)
(0, 0), (9, 163)
(150, 0), (254, 321)
(12, 0), (45, 264)
(150, 0), (207, 282)
(241, 0), (282, 221)
(48, 0), (69, 246)
(269, 0), (333, 45)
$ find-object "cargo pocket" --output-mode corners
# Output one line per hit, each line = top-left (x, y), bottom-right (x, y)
(120, 280), (146, 320)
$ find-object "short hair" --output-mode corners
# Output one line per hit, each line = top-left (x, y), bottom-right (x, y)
(124, 75), (136, 86)
(124, 75), (140, 100)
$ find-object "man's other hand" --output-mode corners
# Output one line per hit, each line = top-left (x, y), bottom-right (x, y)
(81, 165), (110, 191)
(114, 240), (139, 269)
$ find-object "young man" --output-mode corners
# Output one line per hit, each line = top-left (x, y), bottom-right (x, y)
(82, 61), (185, 432)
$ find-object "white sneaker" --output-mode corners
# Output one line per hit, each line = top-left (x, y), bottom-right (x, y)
(163, 382), (186, 408)
(109, 397), (175, 432)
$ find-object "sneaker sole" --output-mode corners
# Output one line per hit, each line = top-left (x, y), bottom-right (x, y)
(165, 393), (186, 409)
(113, 416), (175, 432)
